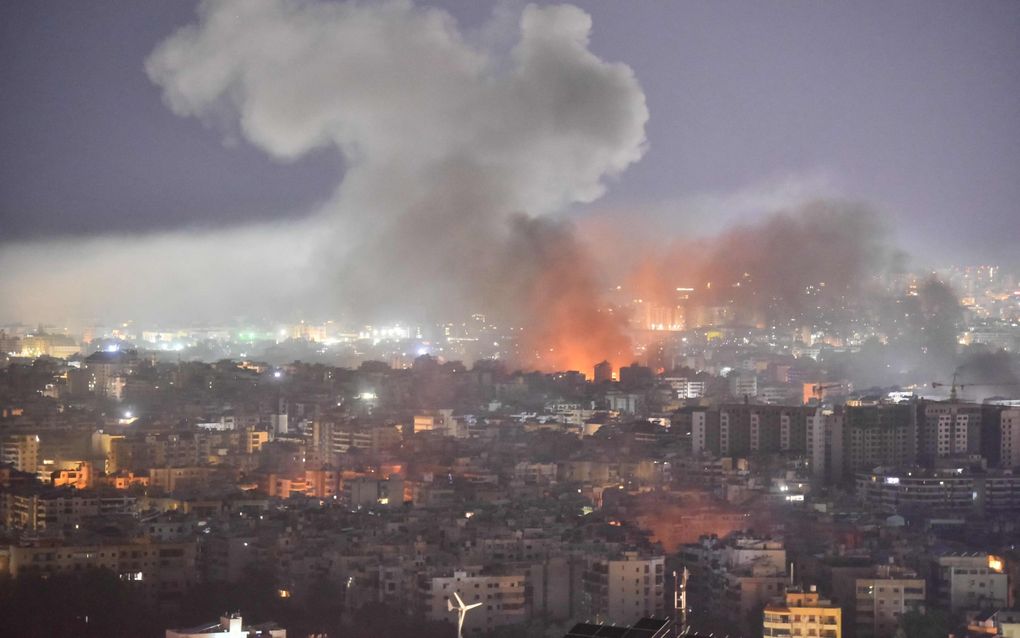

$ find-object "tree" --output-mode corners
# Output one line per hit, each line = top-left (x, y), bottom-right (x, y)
(897, 609), (952, 638)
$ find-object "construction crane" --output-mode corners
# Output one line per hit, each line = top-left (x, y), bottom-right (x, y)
(931, 372), (965, 401)
(932, 372), (1020, 402)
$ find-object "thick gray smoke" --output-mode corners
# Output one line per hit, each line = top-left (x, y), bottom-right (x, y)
(146, 0), (647, 327)
(624, 201), (900, 326)
(0, 0), (648, 368)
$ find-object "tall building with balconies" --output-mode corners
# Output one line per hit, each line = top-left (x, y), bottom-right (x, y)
(999, 409), (1020, 469)
(920, 402), (983, 465)
(763, 587), (841, 638)
(583, 552), (665, 626)
(418, 568), (527, 635)
(844, 402), (919, 477)
(1, 434), (39, 473)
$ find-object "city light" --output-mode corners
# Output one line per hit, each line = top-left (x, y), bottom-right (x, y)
(0, 2), (1016, 636)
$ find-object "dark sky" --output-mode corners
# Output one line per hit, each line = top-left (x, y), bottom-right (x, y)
(1, 0), (1018, 266)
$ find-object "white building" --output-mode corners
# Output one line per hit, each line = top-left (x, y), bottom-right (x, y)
(665, 378), (705, 400)
(935, 554), (1009, 612)
(1, 435), (40, 473)
(166, 614), (285, 638)
(419, 569), (527, 635)
(583, 552), (665, 625)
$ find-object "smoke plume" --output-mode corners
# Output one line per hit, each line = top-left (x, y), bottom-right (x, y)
(0, 0), (971, 382)
(620, 200), (897, 327)
(151, 0), (650, 372)
(0, 0), (649, 373)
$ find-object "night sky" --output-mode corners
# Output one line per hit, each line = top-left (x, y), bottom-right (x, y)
(1, 0), (1019, 324)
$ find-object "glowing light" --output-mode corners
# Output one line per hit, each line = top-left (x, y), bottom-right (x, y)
(273, 371), (282, 379)
(359, 391), (377, 400)
(988, 556), (1004, 572)
(105, 344), (120, 352)
(124, 411), (133, 419)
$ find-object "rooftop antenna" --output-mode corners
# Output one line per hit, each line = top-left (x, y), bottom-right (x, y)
(448, 591), (482, 638)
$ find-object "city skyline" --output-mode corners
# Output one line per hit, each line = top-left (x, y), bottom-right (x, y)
(2, 1), (1019, 341)
(1, 5), (1020, 636)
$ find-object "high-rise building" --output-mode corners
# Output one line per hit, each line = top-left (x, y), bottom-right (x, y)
(807, 411), (843, 483)
(997, 409), (1020, 469)
(692, 405), (811, 457)
(583, 552), (665, 626)
(843, 402), (919, 476)
(594, 360), (614, 384)
(920, 402), (983, 464)
(1, 435), (40, 473)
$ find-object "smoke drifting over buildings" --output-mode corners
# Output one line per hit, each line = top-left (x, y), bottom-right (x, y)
(1, 0), (648, 371)
(623, 200), (897, 325)
(0, 0), (982, 376)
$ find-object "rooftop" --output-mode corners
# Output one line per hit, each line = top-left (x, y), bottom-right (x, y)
(563, 617), (671, 638)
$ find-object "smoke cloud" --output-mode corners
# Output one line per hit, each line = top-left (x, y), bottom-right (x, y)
(0, 0), (974, 383)
(0, 0), (649, 373)
(620, 200), (898, 327)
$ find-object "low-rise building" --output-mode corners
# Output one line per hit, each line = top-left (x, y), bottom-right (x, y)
(166, 613), (285, 638)
(854, 564), (925, 638)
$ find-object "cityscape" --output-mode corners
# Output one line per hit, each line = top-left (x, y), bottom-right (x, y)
(1, 2), (1019, 638)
